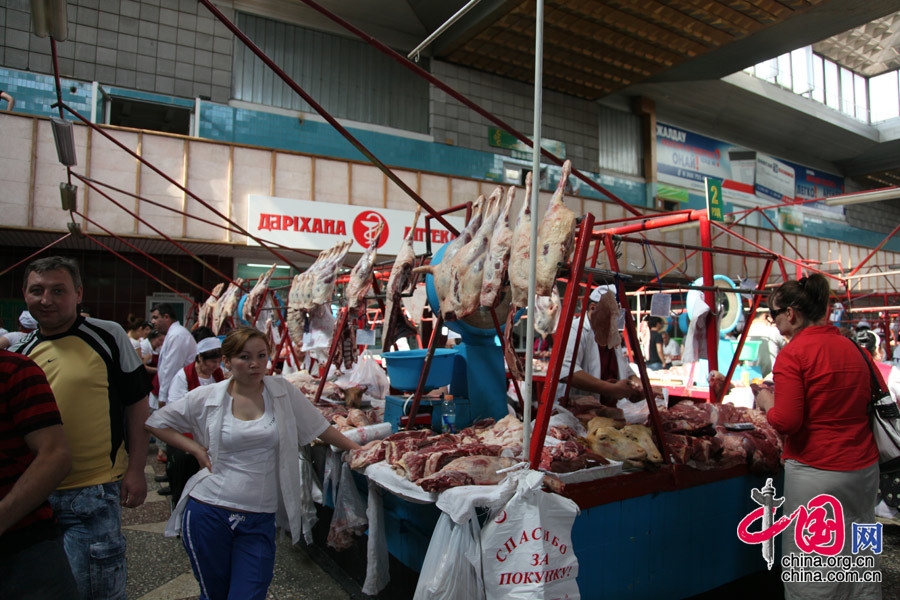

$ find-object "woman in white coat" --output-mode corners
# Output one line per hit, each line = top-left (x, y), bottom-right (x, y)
(146, 327), (360, 600)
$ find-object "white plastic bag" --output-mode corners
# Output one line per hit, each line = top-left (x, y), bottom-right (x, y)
(350, 352), (390, 399)
(296, 447), (320, 544)
(481, 471), (580, 600)
(326, 462), (368, 551)
(413, 512), (486, 600)
(363, 480), (390, 595)
(303, 304), (335, 364)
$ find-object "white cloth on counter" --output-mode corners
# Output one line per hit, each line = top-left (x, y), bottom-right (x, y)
(364, 461), (438, 504)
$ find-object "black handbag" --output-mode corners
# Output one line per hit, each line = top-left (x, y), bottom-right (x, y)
(853, 343), (900, 506)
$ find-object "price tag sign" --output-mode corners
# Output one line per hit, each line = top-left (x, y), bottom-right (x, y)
(705, 176), (725, 223)
(650, 293), (671, 317)
(356, 329), (375, 346)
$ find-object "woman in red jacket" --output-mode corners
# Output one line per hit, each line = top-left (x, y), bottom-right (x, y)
(756, 274), (880, 600)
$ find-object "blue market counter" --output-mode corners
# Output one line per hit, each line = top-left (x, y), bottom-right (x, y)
(351, 465), (783, 599)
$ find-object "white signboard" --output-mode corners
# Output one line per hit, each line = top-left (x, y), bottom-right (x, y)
(247, 195), (465, 255)
(754, 154), (795, 202)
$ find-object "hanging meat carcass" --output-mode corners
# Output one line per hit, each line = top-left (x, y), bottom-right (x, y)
(441, 187), (502, 321)
(534, 285), (561, 339)
(241, 263), (277, 325)
(285, 241), (351, 360)
(413, 195), (485, 313)
(345, 222), (385, 311)
(507, 171), (533, 309)
(480, 185), (515, 308)
(381, 208), (421, 351)
(197, 282), (224, 329)
(212, 279), (244, 335)
(535, 160), (576, 296)
(297, 242), (352, 311)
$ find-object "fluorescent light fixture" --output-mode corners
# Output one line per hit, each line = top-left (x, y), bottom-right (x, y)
(50, 117), (77, 166)
(823, 188), (900, 206)
(59, 183), (77, 211)
(247, 263), (288, 269)
(30, 0), (68, 40)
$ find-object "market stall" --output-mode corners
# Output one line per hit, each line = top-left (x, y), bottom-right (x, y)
(21, 2), (900, 598)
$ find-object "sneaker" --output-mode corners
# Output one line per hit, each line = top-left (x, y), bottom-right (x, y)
(154, 475), (169, 483)
(875, 499), (898, 520)
(157, 486), (172, 496)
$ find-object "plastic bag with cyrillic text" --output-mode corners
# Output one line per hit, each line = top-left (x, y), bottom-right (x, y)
(481, 470), (580, 600)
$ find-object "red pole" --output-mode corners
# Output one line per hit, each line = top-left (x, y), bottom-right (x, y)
(602, 233), (672, 466)
(78, 229), (198, 307)
(294, 0), (644, 218)
(0, 233), (71, 278)
(54, 103), (305, 273)
(599, 210), (705, 236)
(197, 0), (459, 236)
(529, 214), (595, 468)
(715, 259), (774, 402)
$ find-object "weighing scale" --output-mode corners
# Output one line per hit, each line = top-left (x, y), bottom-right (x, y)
(383, 242), (512, 432)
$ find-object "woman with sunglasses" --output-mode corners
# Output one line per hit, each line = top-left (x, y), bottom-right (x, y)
(162, 327), (226, 502)
(755, 274), (880, 600)
(146, 327), (361, 600)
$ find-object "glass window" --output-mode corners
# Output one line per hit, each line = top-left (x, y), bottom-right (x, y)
(840, 67), (855, 115)
(812, 55), (825, 103)
(854, 74), (868, 121)
(824, 60), (840, 109)
(777, 53), (793, 89)
(791, 47), (812, 95)
(870, 71), (900, 122)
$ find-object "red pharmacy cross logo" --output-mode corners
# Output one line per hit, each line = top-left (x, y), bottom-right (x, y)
(352, 211), (389, 249)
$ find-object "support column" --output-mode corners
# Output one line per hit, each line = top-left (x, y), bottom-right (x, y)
(632, 96), (657, 209)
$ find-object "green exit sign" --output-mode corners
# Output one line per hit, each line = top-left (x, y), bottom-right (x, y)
(705, 177), (724, 222)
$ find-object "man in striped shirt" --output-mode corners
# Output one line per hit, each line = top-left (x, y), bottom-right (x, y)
(0, 348), (78, 597)
(12, 256), (152, 600)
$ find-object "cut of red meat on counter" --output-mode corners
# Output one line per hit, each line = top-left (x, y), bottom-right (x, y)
(418, 456), (519, 493)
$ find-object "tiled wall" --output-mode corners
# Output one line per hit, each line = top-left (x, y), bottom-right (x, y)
(429, 60), (610, 176)
(0, 0), (233, 103)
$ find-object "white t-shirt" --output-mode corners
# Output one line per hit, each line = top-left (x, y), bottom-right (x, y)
(190, 392), (279, 513)
(168, 367), (215, 405)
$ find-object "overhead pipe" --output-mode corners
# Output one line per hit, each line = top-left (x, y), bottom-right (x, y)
(70, 203), (216, 298)
(0, 233), (72, 278)
(74, 174), (318, 261)
(294, 0), (644, 218)
(76, 223), (198, 307)
(197, 0), (459, 236)
(54, 101), (301, 278)
(71, 173), (240, 290)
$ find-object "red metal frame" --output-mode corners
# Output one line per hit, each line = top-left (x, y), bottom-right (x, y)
(0, 233), (71, 278)
(528, 214), (596, 468)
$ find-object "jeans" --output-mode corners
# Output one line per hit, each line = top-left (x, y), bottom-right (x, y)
(646, 361), (663, 371)
(0, 534), (79, 600)
(182, 498), (276, 600)
(49, 482), (126, 600)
